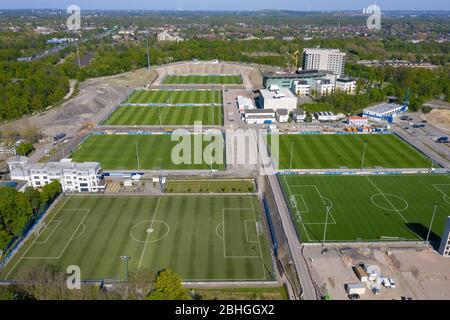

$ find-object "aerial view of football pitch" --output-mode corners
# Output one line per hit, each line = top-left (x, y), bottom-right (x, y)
(124, 89), (223, 105)
(280, 174), (450, 243)
(163, 74), (243, 85)
(0, 195), (273, 281)
(70, 134), (225, 171)
(273, 134), (432, 169)
(103, 105), (223, 126)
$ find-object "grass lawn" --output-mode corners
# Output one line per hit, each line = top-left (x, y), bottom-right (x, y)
(0, 195), (273, 281)
(165, 179), (256, 193)
(279, 174), (450, 243)
(273, 134), (432, 169)
(70, 134), (225, 171)
(125, 90), (223, 105)
(103, 106), (223, 126)
(163, 75), (243, 85)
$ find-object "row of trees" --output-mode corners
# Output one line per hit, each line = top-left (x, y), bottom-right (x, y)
(0, 181), (62, 251)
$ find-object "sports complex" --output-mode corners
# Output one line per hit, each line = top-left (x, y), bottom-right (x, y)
(70, 133), (226, 171)
(272, 133), (433, 170)
(162, 74), (243, 85)
(0, 195), (273, 281)
(279, 174), (450, 243)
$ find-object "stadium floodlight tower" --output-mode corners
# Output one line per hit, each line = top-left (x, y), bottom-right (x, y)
(425, 204), (440, 245)
(120, 256), (131, 281)
(146, 30), (151, 71)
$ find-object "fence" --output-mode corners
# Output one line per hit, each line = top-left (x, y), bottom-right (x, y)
(263, 196), (279, 257)
(0, 193), (63, 274)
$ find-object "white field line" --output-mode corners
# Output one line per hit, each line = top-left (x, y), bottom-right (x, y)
(137, 197), (161, 273)
(249, 197), (268, 280)
(34, 220), (62, 244)
(244, 220), (258, 243)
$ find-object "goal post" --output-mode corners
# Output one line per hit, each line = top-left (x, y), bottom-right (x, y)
(34, 222), (47, 238)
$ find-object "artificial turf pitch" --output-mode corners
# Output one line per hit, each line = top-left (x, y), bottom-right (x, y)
(165, 179), (256, 193)
(163, 75), (243, 85)
(103, 106), (223, 126)
(0, 195), (273, 281)
(125, 90), (223, 105)
(280, 174), (450, 243)
(70, 134), (225, 171)
(274, 134), (432, 169)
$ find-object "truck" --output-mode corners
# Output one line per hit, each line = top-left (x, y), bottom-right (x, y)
(345, 283), (366, 295)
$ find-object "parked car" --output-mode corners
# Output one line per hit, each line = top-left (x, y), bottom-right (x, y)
(382, 278), (391, 288)
(388, 278), (396, 289)
(372, 287), (381, 295)
(348, 294), (360, 300)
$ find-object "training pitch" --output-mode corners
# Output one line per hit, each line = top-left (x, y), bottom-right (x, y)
(103, 106), (223, 126)
(0, 195), (273, 281)
(163, 75), (243, 85)
(280, 174), (450, 243)
(165, 179), (256, 193)
(124, 90), (223, 105)
(70, 134), (226, 171)
(273, 134), (432, 169)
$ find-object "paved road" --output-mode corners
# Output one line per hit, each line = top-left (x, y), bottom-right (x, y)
(267, 173), (318, 300)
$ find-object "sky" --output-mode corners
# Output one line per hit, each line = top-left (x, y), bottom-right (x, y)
(0, 0), (449, 11)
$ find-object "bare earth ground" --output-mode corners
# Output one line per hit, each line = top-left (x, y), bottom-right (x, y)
(304, 245), (450, 300)
(420, 109), (450, 135)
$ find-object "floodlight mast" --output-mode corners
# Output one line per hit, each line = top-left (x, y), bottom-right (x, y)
(146, 30), (151, 71)
(425, 204), (439, 244)
(120, 256), (131, 281)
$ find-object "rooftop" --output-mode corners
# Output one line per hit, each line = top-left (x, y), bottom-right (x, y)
(263, 70), (325, 79)
(260, 88), (296, 100)
(364, 103), (405, 114)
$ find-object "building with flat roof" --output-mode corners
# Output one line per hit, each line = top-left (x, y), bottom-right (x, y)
(336, 77), (357, 94)
(243, 109), (276, 124)
(292, 80), (311, 97)
(260, 88), (297, 112)
(276, 109), (289, 123)
(439, 217), (450, 257)
(262, 70), (326, 90)
(237, 96), (256, 114)
(7, 157), (105, 193)
(303, 48), (346, 75)
(363, 103), (408, 123)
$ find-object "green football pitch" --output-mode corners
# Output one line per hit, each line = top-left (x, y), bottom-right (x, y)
(0, 195), (273, 281)
(70, 134), (226, 171)
(165, 179), (256, 193)
(125, 90), (223, 105)
(103, 106), (223, 126)
(273, 134), (432, 169)
(163, 75), (243, 85)
(280, 174), (450, 243)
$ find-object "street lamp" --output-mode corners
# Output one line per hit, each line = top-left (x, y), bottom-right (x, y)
(120, 256), (131, 281)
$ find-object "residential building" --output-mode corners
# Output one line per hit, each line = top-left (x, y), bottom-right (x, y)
(292, 80), (311, 97)
(7, 157), (105, 193)
(303, 48), (346, 75)
(292, 109), (306, 123)
(313, 79), (335, 97)
(157, 31), (184, 42)
(336, 77), (357, 94)
(439, 217), (450, 257)
(276, 109), (289, 123)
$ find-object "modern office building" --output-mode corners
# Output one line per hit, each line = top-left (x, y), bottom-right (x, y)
(362, 103), (408, 123)
(303, 48), (346, 75)
(262, 70), (326, 89)
(336, 77), (357, 94)
(7, 157), (105, 193)
(292, 80), (311, 97)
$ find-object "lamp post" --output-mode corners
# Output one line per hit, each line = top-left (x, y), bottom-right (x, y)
(120, 256), (131, 281)
(322, 205), (331, 247)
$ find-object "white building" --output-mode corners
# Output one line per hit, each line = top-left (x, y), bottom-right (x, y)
(315, 112), (339, 122)
(303, 48), (346, 75)
(292, 109), (306, 123)
(292, 80), (311, 97)
(336, 77), (357, 94)
(348, 116), (368, 126)
(237, 96), (256, 114)
(244, 109), (276, 124)
(363, 103), (408, 123)
(7, 157), (105, 193)
(260, 87), (297, 112)
(439, 217), (450, 257)
(313, 79), (335, 97)
(157, 31), (184, 42)
(276, 109), (289, 123)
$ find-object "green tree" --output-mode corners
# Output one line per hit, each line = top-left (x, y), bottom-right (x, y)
(147, 269), (190, 300)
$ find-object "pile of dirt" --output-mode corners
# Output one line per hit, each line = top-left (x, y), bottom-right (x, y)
(420, 109), (450, 134)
